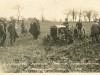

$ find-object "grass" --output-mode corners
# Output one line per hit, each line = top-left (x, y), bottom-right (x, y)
(0, 21), (100, 73)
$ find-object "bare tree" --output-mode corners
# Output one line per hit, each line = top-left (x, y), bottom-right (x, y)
(64, 9), (71, 21)
(13, 4), (22, 23)
(81, 11), (87, 21)
(92, 10), (98, 21)
(85, 10), (93, 22)
(40, 8), (45, 22)
(41, 15), (45, 22)
(78, 10), (84, 21)
(70, 9), (78, 22)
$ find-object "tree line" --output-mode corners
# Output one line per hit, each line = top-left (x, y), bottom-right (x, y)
(64, 9), (99, 22)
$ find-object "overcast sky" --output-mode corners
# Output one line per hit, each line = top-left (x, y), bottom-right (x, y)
(0, 0), (100, 21)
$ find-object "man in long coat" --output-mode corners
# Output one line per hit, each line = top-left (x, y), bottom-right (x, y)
(7, 20), (19, 45)
(29, 21), (40, 39)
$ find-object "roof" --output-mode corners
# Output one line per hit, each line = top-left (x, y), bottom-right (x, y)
(51, 25), (66, 28)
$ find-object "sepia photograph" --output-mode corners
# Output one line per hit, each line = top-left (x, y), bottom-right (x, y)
(0, 0), (100, 73)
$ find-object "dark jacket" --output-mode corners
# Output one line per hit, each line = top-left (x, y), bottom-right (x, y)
(29, 22), (40, 36)
(76, 22), (82, 29)
(7, 22), (18, 38)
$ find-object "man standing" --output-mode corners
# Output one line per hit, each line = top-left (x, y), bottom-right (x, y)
(63, 18), (69, 29)
(7, 19), (19, 45)
(29, 21), (40, 40)
(76, 20), (82, 33)
(90, 20), (100, 42)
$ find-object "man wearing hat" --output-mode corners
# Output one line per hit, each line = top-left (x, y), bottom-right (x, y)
(63, 18), (69, 29)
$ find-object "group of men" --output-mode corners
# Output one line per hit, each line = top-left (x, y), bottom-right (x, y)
(0, 18), (40, 46)
(0, 16), (100, 46)
(60, 18), (83, 44)
(63, 18), (100, 43)
(63, 18), (83, 33)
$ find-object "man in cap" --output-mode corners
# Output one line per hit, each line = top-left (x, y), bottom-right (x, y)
(63, 18), (69, 30)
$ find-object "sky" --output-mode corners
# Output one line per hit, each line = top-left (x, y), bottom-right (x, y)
(0, 0), (100, 21)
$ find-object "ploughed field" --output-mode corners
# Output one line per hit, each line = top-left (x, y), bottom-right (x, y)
(0, 21), (100, 73)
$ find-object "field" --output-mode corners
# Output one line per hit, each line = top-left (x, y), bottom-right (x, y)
(0, 21), (100, 73)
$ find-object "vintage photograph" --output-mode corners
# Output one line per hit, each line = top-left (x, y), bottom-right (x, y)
(0, 0), (100, 73)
